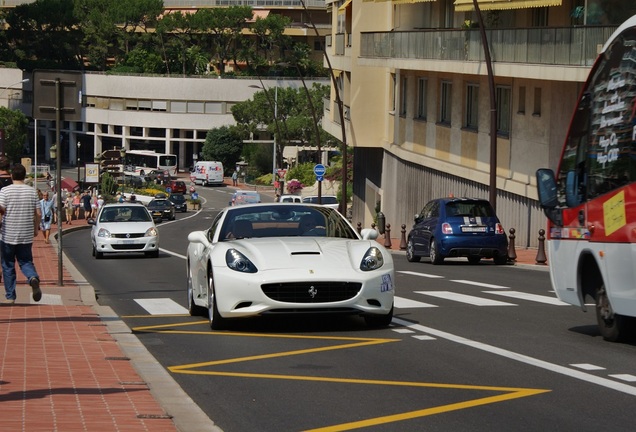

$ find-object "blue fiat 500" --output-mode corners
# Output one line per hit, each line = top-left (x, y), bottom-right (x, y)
(406, 197), (508, 265)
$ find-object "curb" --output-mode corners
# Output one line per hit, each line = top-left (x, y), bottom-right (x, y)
(52, 226), (222, 432)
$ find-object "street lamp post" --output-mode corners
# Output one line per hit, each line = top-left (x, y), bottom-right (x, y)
(120, 147), (126, 191)
(76, 141), (81, 184)
(249, 82), (281, 194)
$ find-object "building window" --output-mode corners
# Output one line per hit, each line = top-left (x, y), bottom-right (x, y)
(465, 83), (479, 130)
(533, 87), (542, 116)
(518, 86), (526, 114)
(417, 78), (427, 119)
(391, 74), (396, 113)
(496, 85), (512, 135)
(439, 81), (452, 125)
(532, 7), (549, 27)
(400, 77), (407, 117)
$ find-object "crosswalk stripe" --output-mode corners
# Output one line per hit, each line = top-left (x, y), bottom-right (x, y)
(450, 280), (509, 289)
(415, 291), (516, 306)
(134, 298), (189, 315)
(397, 271), (444, 279)
(484, 290), (569, 305)
(394, 296), (438, 309)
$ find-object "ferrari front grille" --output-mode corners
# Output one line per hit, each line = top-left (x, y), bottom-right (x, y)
(261, 282), (362, 303)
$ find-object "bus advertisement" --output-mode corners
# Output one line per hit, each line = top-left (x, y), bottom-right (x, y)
(536, 15), (636, 342)
(124, 150), (178, 177)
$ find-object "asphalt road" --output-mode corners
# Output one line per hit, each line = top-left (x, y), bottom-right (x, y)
(62, 185), (636, 431)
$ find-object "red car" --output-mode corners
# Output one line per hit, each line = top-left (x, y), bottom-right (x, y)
(167, 180), (187, 194)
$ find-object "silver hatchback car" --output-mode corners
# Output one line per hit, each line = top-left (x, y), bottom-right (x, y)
(88, 202), (159, 259)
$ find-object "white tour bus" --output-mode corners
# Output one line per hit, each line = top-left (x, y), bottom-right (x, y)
(124, 150), (178, 177)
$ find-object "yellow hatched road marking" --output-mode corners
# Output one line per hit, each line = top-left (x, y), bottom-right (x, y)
(130, 319), (550, 431)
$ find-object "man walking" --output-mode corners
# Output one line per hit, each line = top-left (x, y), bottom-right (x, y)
(0, 163), (42, 304)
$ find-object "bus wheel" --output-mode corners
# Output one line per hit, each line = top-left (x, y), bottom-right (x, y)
(595, 285), (630, 342)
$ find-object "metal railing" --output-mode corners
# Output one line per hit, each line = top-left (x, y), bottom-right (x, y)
(360, 26), (617, 66)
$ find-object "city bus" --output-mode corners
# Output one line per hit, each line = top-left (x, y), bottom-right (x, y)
(536, 15), (636, 342)
(124, 150), (178, 177)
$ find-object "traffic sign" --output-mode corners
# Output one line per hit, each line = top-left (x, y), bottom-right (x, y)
(277, 169), (287, 178)
(314, 164), (326, 182)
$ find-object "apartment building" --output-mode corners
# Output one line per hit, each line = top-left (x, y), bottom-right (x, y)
(322, 0), (634, 248)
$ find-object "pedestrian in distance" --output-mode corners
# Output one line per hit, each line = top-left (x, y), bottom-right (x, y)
(81, 190), (91, 219)
(0, 157), (12, 191)
(232, 170), (238, 186)
(72, 191), (81, 220)
(39, 191), (54, 244)
(0, 163), (42, 305)
(64, 192), (73, 225)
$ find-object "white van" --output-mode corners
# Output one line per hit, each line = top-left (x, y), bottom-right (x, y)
(190, 161), (224, 186)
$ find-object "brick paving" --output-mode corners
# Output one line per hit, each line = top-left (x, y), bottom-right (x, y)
(0, 217), (180, 432)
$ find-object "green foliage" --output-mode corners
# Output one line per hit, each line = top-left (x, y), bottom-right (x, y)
(119, 47), (165, 74)
(0, 107), (29, 164)
(286, 162), (316, 187)
(100, 172), (117, 196)
(202, 126), (245, 169)
(254, 173), (273, 185)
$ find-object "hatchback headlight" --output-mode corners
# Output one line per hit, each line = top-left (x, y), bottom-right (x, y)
(360, 247), (384, 271)
(145, 227), (158, 237)
(226, 249), (258, 273)
(97, 228), (111, 238)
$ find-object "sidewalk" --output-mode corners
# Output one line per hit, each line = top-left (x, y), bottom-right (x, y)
(0, 217), (219, 432)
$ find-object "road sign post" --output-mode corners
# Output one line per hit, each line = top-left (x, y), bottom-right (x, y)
(314, 164), (326, 203)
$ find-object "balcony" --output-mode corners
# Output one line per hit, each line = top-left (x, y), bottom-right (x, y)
(360, 26), (617, 67)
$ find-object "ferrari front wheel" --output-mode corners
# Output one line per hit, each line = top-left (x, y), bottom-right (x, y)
(207, 268), (227, 330)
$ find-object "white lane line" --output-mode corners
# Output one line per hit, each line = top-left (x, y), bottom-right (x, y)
(160, 248), (187, 260)
(393, 318), (636, 396)
(450, 280), (509, 289)
(134, 298), (189, 315)
(484, 291), (569, 306)
(413, 335), (436, 341)
(571, 363), (605, 371)
(398, 271), (445, 279)
(415, 291), (516, 306)
(392, 328), (415, 334)
(609, 374), (636, 382)
(394, 296), (438, 309)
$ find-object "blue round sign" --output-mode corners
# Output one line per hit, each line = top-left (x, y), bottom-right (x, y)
(314, 164), (326, 177)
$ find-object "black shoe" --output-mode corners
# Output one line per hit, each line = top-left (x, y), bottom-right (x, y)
(30, 277), (42, 302)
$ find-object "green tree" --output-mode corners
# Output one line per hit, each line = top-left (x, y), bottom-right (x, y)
(0, 107), (29, 164)
(197, 6), (253, 75)
(4, 0), (83, 71)
(202, 126), (244, 170)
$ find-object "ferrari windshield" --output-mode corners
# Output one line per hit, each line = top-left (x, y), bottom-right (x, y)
(219, 205), (358, 240)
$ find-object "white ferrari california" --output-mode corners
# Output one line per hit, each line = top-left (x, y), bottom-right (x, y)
(186, 203), (395, 329)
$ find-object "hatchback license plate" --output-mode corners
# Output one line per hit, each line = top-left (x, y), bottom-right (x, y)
(462, 226), (487, 233)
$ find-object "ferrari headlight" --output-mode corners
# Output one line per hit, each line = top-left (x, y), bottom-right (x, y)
(226, 249), (258, 273)
(360, 247), (384, 271)
(145, 227), (158, 237)
(97, 228), (111, 238)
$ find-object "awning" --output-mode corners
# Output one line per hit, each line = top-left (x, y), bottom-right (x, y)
(247, 10), (271, 22)
(454, 0), (562, 12)
(338, 0), (353, 14)
(362, 0), (434, 2)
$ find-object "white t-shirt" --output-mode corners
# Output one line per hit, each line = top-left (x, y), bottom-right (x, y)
(0, 183), (39, 244)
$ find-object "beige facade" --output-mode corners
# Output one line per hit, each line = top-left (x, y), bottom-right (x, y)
(322, 0), (633, 248)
